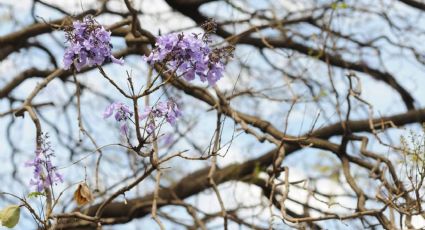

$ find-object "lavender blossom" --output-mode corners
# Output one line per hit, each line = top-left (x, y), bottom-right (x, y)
(139, 100), (182, 134)
(25, 133), (63, 192)
(145, 26), (233, 86)
(146, 122), (156, 134)
(104, 102), (133, 135)
(165, 100), (182, 125)
(63, 16), (124, 71)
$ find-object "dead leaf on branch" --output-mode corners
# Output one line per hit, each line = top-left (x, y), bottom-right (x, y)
(74, 183), (93, 206)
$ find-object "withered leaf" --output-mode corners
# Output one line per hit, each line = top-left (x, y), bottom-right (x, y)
(74, 183), (93, 206)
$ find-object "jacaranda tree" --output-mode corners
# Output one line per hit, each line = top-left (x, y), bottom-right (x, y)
(1, 0), (425, 229)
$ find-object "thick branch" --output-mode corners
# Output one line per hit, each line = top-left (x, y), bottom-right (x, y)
(57, 106), (425, 229)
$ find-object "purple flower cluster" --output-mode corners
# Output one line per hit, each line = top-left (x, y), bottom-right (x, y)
(25, 133), (63, 192)
(145, 32), (231, 86)
(103, 100), (181, 135)
(104, 102), (134, 135)
(63, 16), (123, 71)
(139, 100), (182, 134)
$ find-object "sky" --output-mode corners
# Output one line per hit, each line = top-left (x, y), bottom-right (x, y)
(1, 0), (425, 229)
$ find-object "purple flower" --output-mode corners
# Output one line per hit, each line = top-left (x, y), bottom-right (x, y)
(145, 32), (233, 86)
(25, 133), (63, 192)
(165, 100), (182, 125)
(139, 100), (182, 133)
(104, 102), (133, 135)
(63, 16), (124, 71)
(104, 102), (133, 121)
(139, 100), (182, 134)
(152, 101), (168, 117)
(146, 122), (156, 134)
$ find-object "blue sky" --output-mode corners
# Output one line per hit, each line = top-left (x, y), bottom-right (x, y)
(1, 0), (425, 229)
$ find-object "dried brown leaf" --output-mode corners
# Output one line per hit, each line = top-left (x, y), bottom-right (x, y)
(74, 183), (93, 206)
